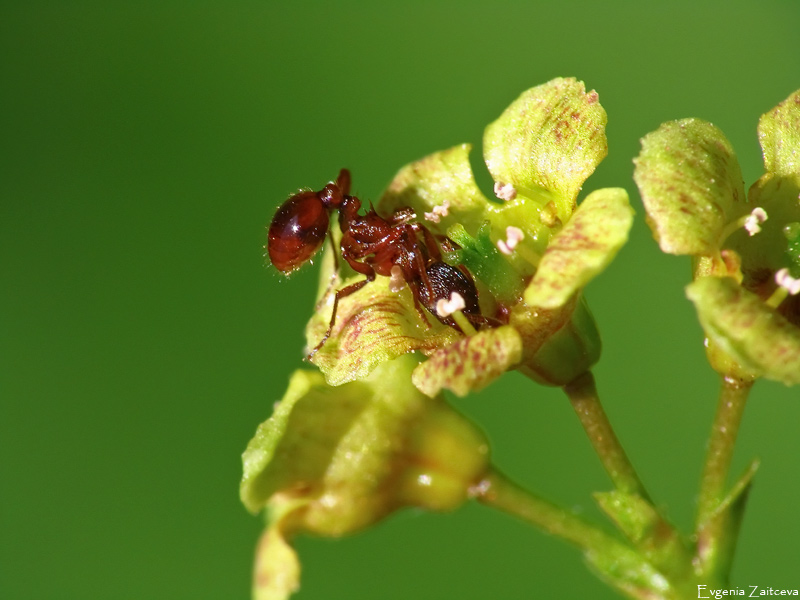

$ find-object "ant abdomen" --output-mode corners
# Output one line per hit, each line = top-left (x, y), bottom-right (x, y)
(420, 261), (482, 329)
(268, 190), (330, 273)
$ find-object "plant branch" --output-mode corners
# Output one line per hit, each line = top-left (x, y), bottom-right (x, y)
(474, 468), (612, 551)
(564, 371), (651, 500)
(694, 375), (753, 579)
(474, 468), (675, 600)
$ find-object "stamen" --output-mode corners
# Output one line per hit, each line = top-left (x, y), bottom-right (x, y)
(494, 181), (517, 202)
(743, 207), (768, 236)
(497, 226), (525, 255)
(389, 265), (406, 292)
(719, 207), (769, 244)
(435, 291), (466, 317)
(775, 268), (800, 296)
(435, 292), (477, 336)
(450, 310), (478, 336)
(423, 199), (450, 224)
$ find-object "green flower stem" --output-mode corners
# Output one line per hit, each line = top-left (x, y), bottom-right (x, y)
(475, 468), (618, 550)
(475, 468), (675, 600)
(694, 376), (753, 578)
(564, 372), (651, 500)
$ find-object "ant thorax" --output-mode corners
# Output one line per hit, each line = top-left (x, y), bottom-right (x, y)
(268, 169), (490, 357)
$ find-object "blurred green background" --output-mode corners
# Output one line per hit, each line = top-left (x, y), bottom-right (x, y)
(2, 1), (799, 598)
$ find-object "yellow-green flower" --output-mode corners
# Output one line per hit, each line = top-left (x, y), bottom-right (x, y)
(634, 89), (800, 384)
(241, 354), (489, 600)
(306, 78), (633, 393)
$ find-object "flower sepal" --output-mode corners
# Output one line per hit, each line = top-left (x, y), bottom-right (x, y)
(513, 294), (602, 386)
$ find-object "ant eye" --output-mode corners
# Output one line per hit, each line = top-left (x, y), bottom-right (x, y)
(268, 191), (330, 273)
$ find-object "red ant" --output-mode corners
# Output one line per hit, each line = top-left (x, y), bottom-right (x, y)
(267, 169), (486, 356)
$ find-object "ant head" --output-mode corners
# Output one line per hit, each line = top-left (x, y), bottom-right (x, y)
(267, 190), (331, 274)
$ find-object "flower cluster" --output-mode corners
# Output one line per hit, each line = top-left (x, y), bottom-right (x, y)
(242, 78), (636, 599)
(634, 89), (800, 384)
(306, 77), (633, 393)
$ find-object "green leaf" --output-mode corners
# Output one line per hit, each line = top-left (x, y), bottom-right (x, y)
(483, 78), (608, 225)
(525, 188), (633, 308)
(758, 89), (800, 178)
(634, 119), (748, 255)
(306, 274), (460, 386)
(411, 326), (523, 397)
(686, 277), (800, 385)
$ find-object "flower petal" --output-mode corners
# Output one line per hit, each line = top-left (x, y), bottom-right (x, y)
(306, 275), (460, 386)
(411, 326), (522, 397)
(634, 119), (748, 255)
(525, 188), (633, 308)
(378, 144), (491, 234)
(483, 77), (608, 224)
(686, 277), (800, 385)
(758, 89), (800, 178)
(252, 501), (303, 600)
(378, 146), (547, 286)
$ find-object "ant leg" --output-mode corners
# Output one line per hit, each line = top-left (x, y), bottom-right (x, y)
(327, 229), (340, 272)
(416, 223), (442, 262)
(406, 278), (432, 327)
(405, 232), (436, 328)
(308, 276), (371, 359)
(315, 229), (341, 312)
(308, 255), (376, 359)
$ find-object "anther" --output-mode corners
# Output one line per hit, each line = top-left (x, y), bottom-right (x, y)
(494, 181), (517, 202)
(497, 226), (525, 255)
(435, 291), (466, 317)
(423, 199), (450, 224)
(775, 268), (800, 296)
(744, 207), (768, 236)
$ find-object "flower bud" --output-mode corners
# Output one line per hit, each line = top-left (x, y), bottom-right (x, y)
(241, 354), (490, 599)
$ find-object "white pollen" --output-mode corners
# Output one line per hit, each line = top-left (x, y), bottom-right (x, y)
(775, 268), (800, 295)
(744, 207), (768, 236)
(497, 225), (525, 255)
(389, 265), (406, 292)
(435, 292), (466, 317)
(423, 199), (450, 223)
(494, 181), (517, 202)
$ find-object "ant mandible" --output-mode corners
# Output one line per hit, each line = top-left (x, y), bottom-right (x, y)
(267, 169), (485, 356)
